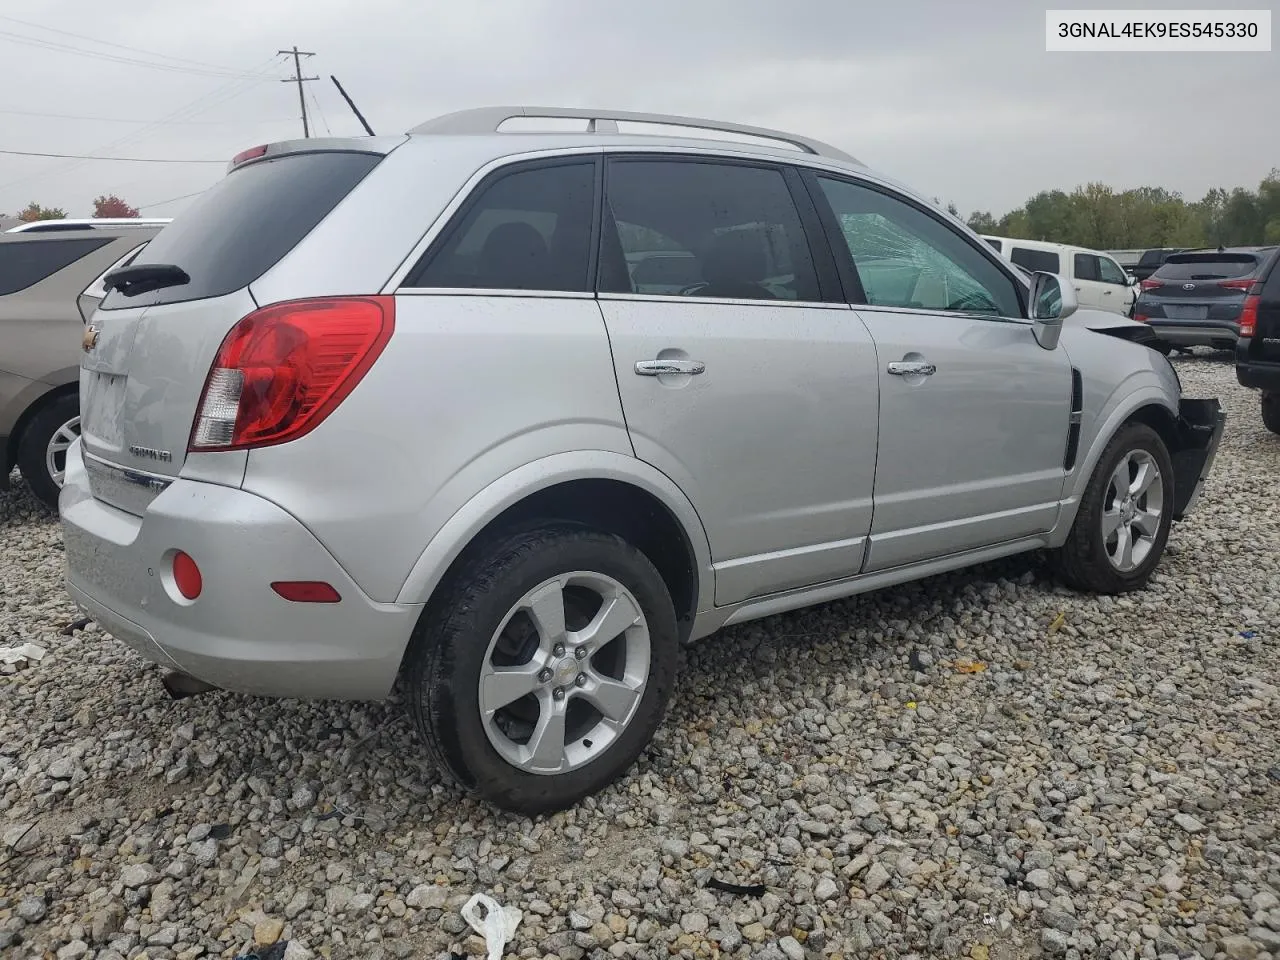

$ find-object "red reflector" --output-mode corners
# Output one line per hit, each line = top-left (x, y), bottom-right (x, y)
(231, 144), (268, 166)
(271, 581), (342, 603)
(1239, 295), (1260, 338)
(189, 296), (394, 452)
(173, 551), (202, 600)
(1217, 278), (1254, 290)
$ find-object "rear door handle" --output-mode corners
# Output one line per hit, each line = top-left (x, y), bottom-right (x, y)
(635, 359), (705, 376)
(887, 360), (936, 376)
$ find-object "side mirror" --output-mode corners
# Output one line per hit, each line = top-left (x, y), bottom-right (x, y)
(1028, 271), (1077, 350)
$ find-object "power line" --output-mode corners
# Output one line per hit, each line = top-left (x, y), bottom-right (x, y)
(137, 190), (209, 210)
(0, 13), (263, 73)
(0, 148), (222, 163)
(308, 87), (333, 137)
(278, 47), (318, 138)
(0, 30), (271, 80)
(0, 107), (295, 125)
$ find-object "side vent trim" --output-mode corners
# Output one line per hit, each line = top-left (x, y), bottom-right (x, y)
(1064, 367), (1084, 470)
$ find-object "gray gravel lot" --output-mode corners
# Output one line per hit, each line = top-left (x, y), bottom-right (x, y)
(2, 353), (1277, 960)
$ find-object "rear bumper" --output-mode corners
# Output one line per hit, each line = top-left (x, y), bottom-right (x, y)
(1235, 339), (1280, 392)
(1145, 319), (1240, 346)
(59, 440), (422, 700)
(1169, 399), (1225, 520)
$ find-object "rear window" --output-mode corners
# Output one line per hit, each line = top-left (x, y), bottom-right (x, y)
(100, 150), (381, 310)
(0, 237), (112, 296)
(1010, 247), (1060, 274)
(1154, 254), (1258, 281)
(1138, 249), (1169, 267)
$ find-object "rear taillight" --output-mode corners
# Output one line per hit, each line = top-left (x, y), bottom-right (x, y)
(1217, 278), (1255, 290)
(189, 297), (394, 452)
(1239, 294), (1260, 338)
(1133, 314), (1149, 323)
(1139, 278), (1163, 291)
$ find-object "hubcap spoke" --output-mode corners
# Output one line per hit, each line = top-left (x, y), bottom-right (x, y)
(525, 580), (567, 651)
(1109, 459), (1132, 504)
(526, 700), (567, 772)
(580, 674), (642, 722)
(1130, 460), (1157, 498)
(1102, 508), (1123, 538)
(574, 592), (641, 650)
(1132, 508), (1161, 538)
(1114, 524), (1135, 570)
(479, 661), (544, 715)
(47, 416), (81, 489)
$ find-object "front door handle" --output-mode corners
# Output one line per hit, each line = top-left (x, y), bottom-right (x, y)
(887, 360), (936, 377)
(635, 359), (706, 376)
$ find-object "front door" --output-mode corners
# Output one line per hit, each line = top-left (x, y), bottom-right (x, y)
(596, 157), (880, 606)
(808, 173), (1073, 571)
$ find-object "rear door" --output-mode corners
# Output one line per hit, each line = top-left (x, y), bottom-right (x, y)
(1072, 252), (1105, 308)
(805, 172), (1072, 571)
(597, 156), (880, 606)
(81, 149), (384, 503)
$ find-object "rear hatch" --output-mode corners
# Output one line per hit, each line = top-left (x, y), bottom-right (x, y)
(80, 147), (385, 510)
(1138, 252), (1260, 322)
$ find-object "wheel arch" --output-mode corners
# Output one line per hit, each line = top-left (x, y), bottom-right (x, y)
(5, 379), (78, 475)
(395, 452), (713, 642)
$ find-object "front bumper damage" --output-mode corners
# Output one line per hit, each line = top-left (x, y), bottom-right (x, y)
(1169, 398), (1226, 521)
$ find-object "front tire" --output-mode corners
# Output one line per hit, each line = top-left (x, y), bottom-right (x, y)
(1262, 392), (1280, 435)
(408, 524), (678, 814)
(17, 393), (80, 511)
(1052, 423), (1174, 594)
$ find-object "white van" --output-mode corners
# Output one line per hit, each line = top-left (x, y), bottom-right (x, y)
(982, 236), (1138, 316)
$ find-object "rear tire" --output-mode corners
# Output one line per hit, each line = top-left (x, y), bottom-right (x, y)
(1051, 423), (1174, 594)
(17, 393), (80, 511)
(1263, 392), (1280, 436)
(407, 523), (678, 814)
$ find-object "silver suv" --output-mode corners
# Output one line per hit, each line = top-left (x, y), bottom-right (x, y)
(61, 107), (1225, 812)
(1, 218), (166, 506)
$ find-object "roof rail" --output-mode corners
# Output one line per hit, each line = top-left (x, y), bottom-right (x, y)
(5, 217), (172, 234)
(409, 106), (860, 165)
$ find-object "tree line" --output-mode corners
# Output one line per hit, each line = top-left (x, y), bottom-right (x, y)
(964, 170), (1280, 251)
(4, 195), (140, 222)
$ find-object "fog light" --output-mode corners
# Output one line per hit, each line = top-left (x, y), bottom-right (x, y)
(172, 551), (202, 600)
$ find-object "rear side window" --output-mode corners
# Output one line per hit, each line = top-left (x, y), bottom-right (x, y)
(984, 238), (1002, 252)
(405, 161), (596, 292)
(1154, 254), (1258, 281)
(600, 159), (820, 302)
(100, 151), (381, 310)
(1010, 247), (1060, 274)
(1074, 253), (1101, 281)
(0, 237), (112, 296)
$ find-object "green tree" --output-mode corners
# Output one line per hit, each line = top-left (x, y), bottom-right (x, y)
(17, 202), (67, 222)
(967, 211), (998, 233)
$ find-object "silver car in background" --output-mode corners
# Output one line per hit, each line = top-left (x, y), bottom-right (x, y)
(60, 108), (1224, 813)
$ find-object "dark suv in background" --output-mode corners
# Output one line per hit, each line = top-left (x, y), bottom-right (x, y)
(1134, 246), (1277, 352)
(1234, 247), (1280, 434)
(1129, 247), (1184, 282)
(1, 218), (167, 507)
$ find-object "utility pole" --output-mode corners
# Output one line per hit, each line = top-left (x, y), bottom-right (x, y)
(278, 46), (317, 138)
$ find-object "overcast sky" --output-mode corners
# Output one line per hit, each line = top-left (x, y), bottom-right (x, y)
(1, 0), (1275, 220)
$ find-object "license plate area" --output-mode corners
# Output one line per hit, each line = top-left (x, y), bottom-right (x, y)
(82, 371), (128, 449)
(1163, 305), (1208, 321)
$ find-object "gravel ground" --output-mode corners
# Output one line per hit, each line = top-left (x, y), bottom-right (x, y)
(2, 352), (1277, 960)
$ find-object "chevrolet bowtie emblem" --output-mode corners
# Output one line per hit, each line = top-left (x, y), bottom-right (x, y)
(82, 324), (100, 352)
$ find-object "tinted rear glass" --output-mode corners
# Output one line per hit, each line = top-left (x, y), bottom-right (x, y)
(0, 236), (112, 296)
(1138, 250), (1168, 266)
(1154, 254), (1258, 281)
(100, 151), (381, 310)
(1010, 247), (1060, 274)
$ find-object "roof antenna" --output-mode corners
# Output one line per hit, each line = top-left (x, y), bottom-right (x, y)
(330, 75), (375, 136)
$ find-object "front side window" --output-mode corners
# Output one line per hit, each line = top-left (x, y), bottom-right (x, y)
(600, 159), (820, 302)
(407, 161), (596, 292)
(1010, 247), (1061, 275)
(817, 177), (1022, 318)
(1097, 256), (1127, 285)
